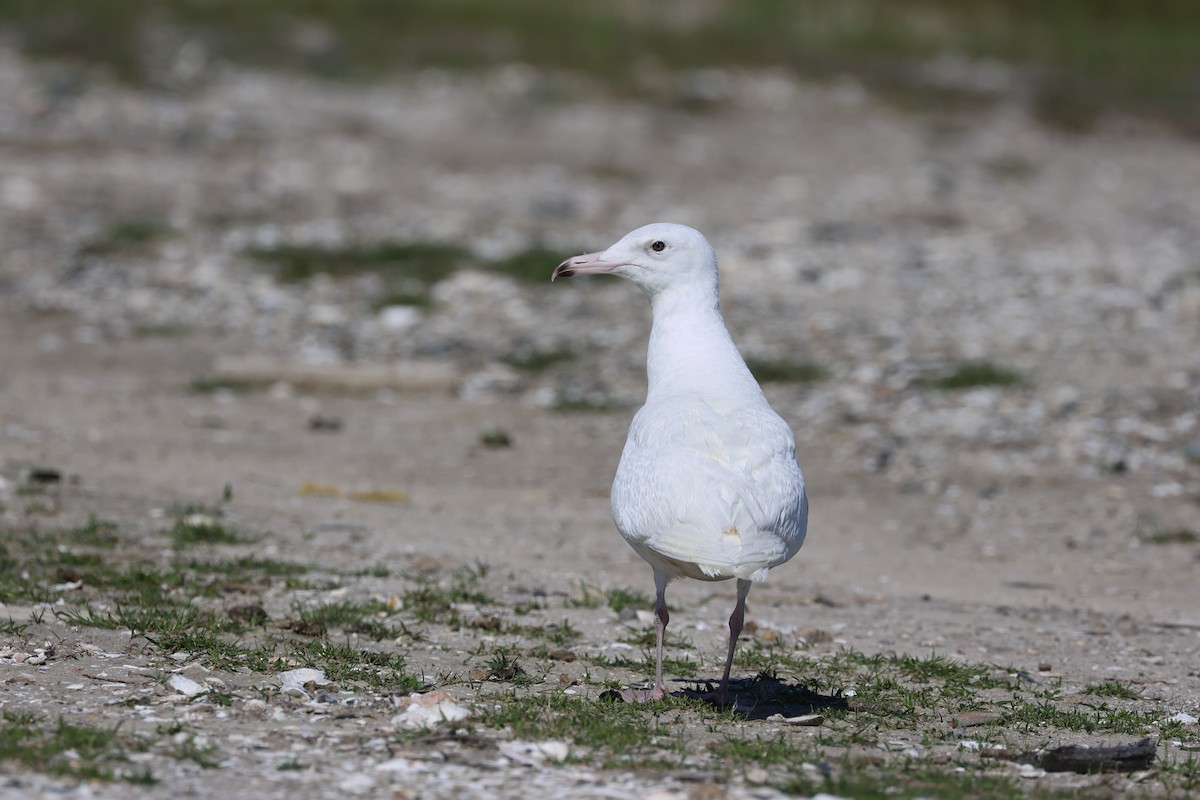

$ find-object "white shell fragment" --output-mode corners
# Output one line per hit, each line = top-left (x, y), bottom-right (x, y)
(278, 668), (330, 696)
(168, 674), (206, 696)
(278, 671), (331, 690)
(1167, 712), (1198, 725)
(1018, 763), (1047, 779)
(765, 712), (824, 726)
(498, 740), (570, 765)
(392, 690), (472, 730)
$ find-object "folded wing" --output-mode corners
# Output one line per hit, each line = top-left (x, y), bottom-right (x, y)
(611, 397), (808, 582)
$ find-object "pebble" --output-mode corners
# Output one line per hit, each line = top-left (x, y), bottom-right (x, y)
(168, 674), (205, 696)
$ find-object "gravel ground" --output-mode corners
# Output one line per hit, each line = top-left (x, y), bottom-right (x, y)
(1, 45), (1199, 798)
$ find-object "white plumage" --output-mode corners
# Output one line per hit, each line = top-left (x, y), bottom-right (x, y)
(554, 223), (808, 703)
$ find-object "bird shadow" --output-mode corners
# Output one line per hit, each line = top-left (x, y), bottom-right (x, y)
(675, 673), (849, 721)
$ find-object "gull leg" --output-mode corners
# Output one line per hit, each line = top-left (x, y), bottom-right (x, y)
(650, 574), (669, 699)
(715, 578), (752, 705)
(621, 569), (669, 703)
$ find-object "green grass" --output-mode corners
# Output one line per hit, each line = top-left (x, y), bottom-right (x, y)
(478, 428), (513, 448)
(551, 395), (622, 414)
(248, 241), (574, 308)
(778, 763), (1027, 800)
(1001, 697), (1159, 735)
(4, 513), (1195, 795)
(1139, 527), (1198, 545)
(914, 361), (1023, 390)
(0, 713), (148, 783)
(712, 734), (822, 770)
(746, 359), (828, 384)
(502, 348), (576, 373)
(80, 219), (175, 256)
(187, 376), (271, 395)
(490, 247), (571, 284)
(289, 597), (412, 641)
(289, 640), (422, 691)
(1083, 679), (1141, 700)
(567, 584), (652, 613)
(476, 691), (669, 754)
(401, 564), (496, 624)
(166, 509), (251, 548)
(65, 516), (122, 548)
(248, 241), (468, 284)
(1, 1), (1196, 129)
(604, 587), (651, 614)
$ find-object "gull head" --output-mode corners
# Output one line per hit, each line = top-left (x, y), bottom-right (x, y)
(552, 223), (717, 297)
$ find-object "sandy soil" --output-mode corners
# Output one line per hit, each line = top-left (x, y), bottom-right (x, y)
(2, 305), (1198, 798)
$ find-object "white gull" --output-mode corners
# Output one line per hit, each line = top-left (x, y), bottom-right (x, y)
(553, 223), (809, 704)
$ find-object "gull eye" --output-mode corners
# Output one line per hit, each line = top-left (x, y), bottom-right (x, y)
(650, 240), (666, 253)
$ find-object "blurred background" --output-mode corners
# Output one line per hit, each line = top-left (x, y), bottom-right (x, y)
(0, 0), (1197, 538)
(1, 0), (1198, 125)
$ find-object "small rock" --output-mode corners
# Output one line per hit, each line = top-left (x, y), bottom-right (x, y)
(813, 590), (843, 608)
(800, 627), (834, 644)
(307, 413), (343, 432)
(1167, 712), (1198, 725)
(374, 757), (418, 773)
(338, 773), (375, 794)
(744, 766), (770, 784)
(1018, 763), (1046, 779)
(168, 674), (206, 696)
(378, 305), (421, 332)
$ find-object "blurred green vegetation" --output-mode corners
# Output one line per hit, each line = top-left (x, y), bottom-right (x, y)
(0, 0), (1196, 126)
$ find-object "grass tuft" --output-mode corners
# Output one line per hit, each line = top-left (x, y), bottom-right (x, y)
(746, 359), (828, 384)
(914, 361), (1023, 390)
(168, 513), (248, 548)
(0, 713), (149, 783)
(80, 219), (175, 256)
(1139, 528), (1198, 545)
(1083, 679), (1141, 700)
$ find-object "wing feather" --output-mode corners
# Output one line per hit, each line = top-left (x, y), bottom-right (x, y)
(611, 396), (808, 581)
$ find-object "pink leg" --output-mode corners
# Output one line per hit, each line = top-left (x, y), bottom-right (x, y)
(620, 571), (670, 703)
(649, 584), (669, 699)
(715, 579), (752, 705)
